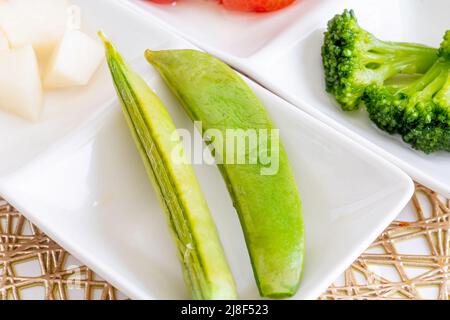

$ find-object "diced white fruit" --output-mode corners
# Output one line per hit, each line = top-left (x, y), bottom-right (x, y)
(44, 30), (104, 89)
(0, 28), (8, 51)
(0, 45), (43, 121)
(0, 0), (70, 61)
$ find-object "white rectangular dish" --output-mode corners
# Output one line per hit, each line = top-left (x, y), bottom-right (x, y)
(129, 0), (450, 197)
(0, 0), (413, 300)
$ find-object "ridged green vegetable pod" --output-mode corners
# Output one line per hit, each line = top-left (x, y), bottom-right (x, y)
(146, 49), (304, 298)
(99, 34), (237, 300)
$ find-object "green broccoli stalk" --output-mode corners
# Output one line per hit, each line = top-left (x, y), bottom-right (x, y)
(364, 31), (450, 154)
(322, 9), (437, 111)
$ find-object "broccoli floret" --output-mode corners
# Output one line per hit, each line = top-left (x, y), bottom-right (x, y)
(363, 31), (450, 154)
(403, 126), (450, 154)
(438, 30), (450, 59)
(322, 9), (438, 111)
(364, 85), (403, 133)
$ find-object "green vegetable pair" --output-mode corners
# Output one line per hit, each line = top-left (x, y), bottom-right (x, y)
(100, 33), (304, 299)
(322, 10), (450, 154)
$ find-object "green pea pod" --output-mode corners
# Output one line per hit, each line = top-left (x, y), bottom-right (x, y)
(146, 49), (305, 298)
(99, 34), (237, 300)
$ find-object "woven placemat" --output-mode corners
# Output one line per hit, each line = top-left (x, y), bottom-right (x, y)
(1, 183), (449, 300)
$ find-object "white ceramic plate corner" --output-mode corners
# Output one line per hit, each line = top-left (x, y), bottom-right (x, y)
(0, 0), (414, 300)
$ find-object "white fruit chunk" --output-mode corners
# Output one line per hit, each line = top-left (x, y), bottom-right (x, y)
(44, 30), (104, 89)
(0, 45), (43, 121)
(0, 0), (70, 61)
(0, 29), (8, 51)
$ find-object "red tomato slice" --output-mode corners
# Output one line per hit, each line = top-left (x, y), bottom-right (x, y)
(147, 0), (176, 4)
(221, 0), (295, 12)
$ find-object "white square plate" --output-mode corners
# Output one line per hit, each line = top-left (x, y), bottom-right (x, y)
(129, 0), (450, 197)
(0, 0), (413, 300)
